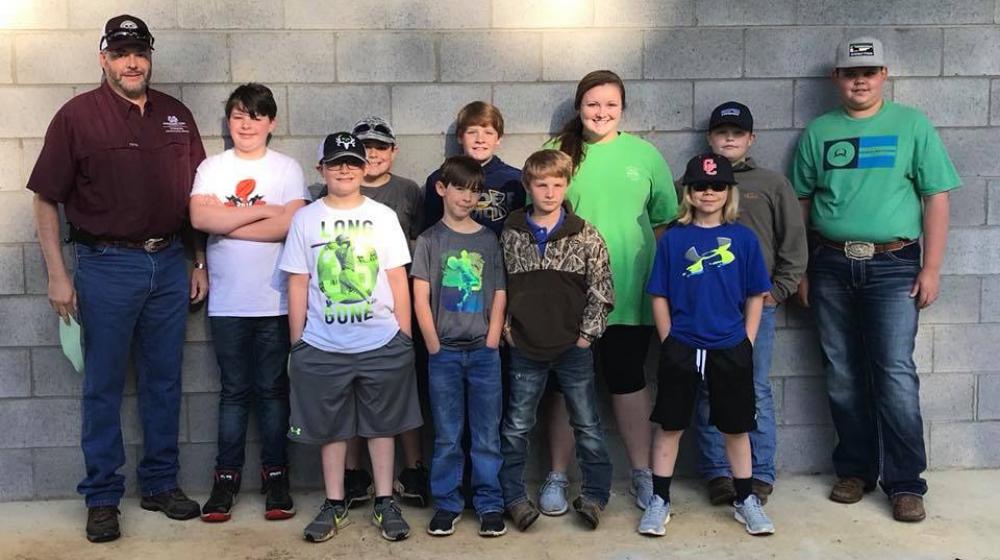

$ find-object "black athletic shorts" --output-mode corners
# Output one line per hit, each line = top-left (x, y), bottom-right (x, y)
(650, 335), (756, 434)
(594, 325), (654, 394)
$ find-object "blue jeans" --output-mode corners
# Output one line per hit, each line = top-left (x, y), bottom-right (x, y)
(74, 241), (188, 507)
(695, 304), (777, 484)
(500, 346), (612, 507)
(210, 316), (290, 472)
(809, 243), (927, 496)
(428, 346), (503, 514)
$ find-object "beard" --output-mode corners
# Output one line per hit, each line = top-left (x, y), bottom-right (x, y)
(106, 67), (151, 99)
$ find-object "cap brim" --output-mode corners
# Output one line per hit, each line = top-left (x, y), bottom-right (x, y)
(321, 152), (367, 165)
(105, 39), (154, 50)
(709, 118), (752, 132)
(355, 132), (396, 145)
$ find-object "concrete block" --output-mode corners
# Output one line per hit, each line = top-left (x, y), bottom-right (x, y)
(645, 29), (742, 79)
(781, 376), (830, 426)
(915, 327), (932, 374)
(153, 32), (230, 84)
(0, 87), (75, 139)
(181, 342), (221, 393)
(440, 32), (542, 83)
(991, 80), (1000, 125)
(746, 28), (844, 78)
(695, 0), (795, 26)
(594, 0), (693, 27)
(391, 85), (492, 135)
(16, 32), (97, 84)
(944, 27), (1000, 75)
(267, 136), (326, 185)
(177, 442), (216, 493)
(493, 83), (577, 134)
(920, 374), (975, 421)
(388, 134), (455, 185)
(232, 33), (336, 84)
(794, 79), (841, 129)
(934, 324), (1000, 373)
(775, 425), (835, 473)
(0, 245), (24, 294)
(496, 134), (554, 171)
(0, 399), (80, 448)
(186, 393), (218, 443)
(893, 78), (989, 127)
(31, 346), (82, 397)
(287, 85), (390, 135)
(983, 276), (1000, 322)
(0, 349), (30, 398)
(68, 0), (180, 29)
(287, 441), (325, 490)
(1, 0), (68, 29)
(284, 0), (386, 30)
(492, 0), (594, 28)
(0, 35), (11, 84)
(799, 0), (992, 24)
(771, 328), (824, 377)
(693, 80), (793, 130)
(0, 140), (20, 191)
(182, 84), (289, 139)
(746, 129), (800, 179)
(178, 0), (283, 28)
(185, 307), (211, 343)
(979, 374), (1000, 420)
(337, 32), (435, 83)
(990, 179), (1000, 226)
(0, 192), (38, 243)
(24, 243), (75, 296)
(0, 297), (57, 347)
(21, 140), (43, 189)
(0, 449), (33, 501)
(930, 421), (1000, 468)
(919, 276), (981, 325)
(645, 131), (705, 179)
(386, 0), (491, 28)
(620, 81), (692, 133)
(842, 27), (942, 77)
(940, 129), (1000, 177)
(543, 30), (642, 81)
(32, 446), (90, 498)
(943, 228), (1000, 275)
(945, 178), (987, 227)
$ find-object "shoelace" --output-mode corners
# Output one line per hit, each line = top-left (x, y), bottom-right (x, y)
(739, 496), (769, 524)
(540, 475), (568, 495)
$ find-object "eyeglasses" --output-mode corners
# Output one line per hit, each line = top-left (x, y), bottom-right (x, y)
(324, 160), (365, 170)
(690, 184), (729, 193)
(100, 30), (155, 50)
(353, 122), (393, 137)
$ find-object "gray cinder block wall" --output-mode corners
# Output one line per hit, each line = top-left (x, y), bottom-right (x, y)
(1, 0), (998, 501)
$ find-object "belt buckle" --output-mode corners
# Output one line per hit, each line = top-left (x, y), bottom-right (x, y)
(142, 237), (168, 253)
(844, 241), (875, 260)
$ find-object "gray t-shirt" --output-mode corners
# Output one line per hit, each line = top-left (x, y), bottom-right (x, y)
(411, 222), (506, 350)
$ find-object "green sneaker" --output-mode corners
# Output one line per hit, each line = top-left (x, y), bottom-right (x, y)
(303, 499), (349, 543)
(373, 499), (410, 541)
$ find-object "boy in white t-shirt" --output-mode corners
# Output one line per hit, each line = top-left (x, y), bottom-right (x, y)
(189, 83), (310, 523)
(280, 132), (422, 543)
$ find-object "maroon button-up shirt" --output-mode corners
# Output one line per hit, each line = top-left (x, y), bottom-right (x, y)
(27, 81), (206, 240)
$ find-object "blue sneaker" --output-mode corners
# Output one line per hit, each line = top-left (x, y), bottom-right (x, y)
(733, 494), (775, 535)
(538, 471), (569, 516)
(630, 468), (654, 510)
(637, 495), (670, 536)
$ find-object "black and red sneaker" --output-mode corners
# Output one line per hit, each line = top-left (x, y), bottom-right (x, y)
(262, 466), (295, 520)
(201, 469), (240, 522)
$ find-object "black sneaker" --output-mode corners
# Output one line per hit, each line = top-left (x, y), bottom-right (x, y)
(427, 509), (461, 536)
(140, 488), (200, 520)
(345, 468), (374, 509)
(478, 511), (507, 537)
(86, 506), (120, 543)
(262, 466), (295, 520)
(201, 469), (240, 522)
(393, 462), (429, 507)
(373, 498), (410, 541)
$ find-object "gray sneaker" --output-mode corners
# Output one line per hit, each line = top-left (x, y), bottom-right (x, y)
(373, 499), (410, 541)
(629, 468), (654, 510)
(637, 495), (670, 536)
(303, 500), (349, 543)
(538, 471), (569, 516)
(733, 494), (775, 535)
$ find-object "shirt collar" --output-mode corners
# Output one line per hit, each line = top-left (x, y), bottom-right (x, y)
(526, 207), (565, 238)
(100, 80), (152, 117)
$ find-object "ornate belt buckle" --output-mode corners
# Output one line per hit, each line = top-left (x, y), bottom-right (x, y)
(844, 241), (875, 260)
(143, 237), (168, 253)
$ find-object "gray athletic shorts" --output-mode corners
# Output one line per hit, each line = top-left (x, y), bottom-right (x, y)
(287, 331), (423, 444)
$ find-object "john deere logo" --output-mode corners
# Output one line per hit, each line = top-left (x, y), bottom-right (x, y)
(825, 140), (856, 168)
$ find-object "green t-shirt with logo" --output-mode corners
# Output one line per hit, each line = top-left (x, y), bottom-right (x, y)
(549, 132), (677, 326)
(791, 101), (960, 242)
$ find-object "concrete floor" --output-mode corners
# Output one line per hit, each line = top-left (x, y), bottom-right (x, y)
(2, 470), (995, 560)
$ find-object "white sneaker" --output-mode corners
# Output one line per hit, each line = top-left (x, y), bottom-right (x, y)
(538, 471), (569, 516)
(733, 494), (775, 535)
(637, 495), (670, 536)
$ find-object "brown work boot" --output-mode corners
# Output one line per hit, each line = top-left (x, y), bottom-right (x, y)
(829, 476), (871, 504)
(891, 494), (926, 522)
(572, 496), (603, 530)
(707, 477), (736, 505)
(506, 500), (540, 532)
(752, 479), (773, 506)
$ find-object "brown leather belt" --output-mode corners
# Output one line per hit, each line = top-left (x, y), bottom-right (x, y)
(72, 228), (175, 253)
(818, 236), (915, 260)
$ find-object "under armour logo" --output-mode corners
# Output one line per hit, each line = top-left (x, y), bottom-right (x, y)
(703, 158), (718, 175)
(335, 135), (356, 149)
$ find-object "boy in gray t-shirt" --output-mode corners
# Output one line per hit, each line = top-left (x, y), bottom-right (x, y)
(411, 156), (508, 538)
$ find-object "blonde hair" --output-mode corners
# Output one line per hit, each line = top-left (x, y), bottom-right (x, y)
(522, 149), (574, 186)
(676, 184), (740, 225)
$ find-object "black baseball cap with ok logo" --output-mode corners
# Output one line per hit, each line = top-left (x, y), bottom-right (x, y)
(101, 15), (154, 51)
(682, 153), (737, 186)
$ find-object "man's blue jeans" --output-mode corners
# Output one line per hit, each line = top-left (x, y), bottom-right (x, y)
(74, 241), (188, 507)
(500, 345), (612, 507)
(809, 242), (927, 496)
(428, 346), (503, 514)
(210, 316), (290, 472)
(695, 304), (777, 484)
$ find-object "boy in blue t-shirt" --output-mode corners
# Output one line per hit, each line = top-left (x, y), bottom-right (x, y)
(639, 154), (774, 538)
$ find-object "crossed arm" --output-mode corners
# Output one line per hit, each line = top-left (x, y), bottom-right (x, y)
(189, 194), (306, 242)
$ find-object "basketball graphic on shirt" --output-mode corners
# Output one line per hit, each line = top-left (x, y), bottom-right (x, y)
(440, 249), (484, 313)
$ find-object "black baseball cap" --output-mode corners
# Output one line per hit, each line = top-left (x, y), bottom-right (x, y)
(683, 153), (737, 187)
(101, 15), (154, 51)
(320, 132), (367, 165)
(709, 101), (753, 132)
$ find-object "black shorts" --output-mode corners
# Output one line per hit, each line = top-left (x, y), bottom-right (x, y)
(650, 336), (756, 434)
(594, 325), (654, 394)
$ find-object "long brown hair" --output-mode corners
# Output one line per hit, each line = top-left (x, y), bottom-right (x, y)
(554, 70), (626, 172)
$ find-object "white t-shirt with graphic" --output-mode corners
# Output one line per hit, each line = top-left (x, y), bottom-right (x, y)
(279, 197), (411, 354)
(191, 148), (309, 317)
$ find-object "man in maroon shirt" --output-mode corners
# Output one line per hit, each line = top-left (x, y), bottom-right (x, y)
(27, 15), (208, 543)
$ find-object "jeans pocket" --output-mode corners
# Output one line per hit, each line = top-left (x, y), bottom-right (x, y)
(883, 243), (921, 265)
(74, 243), (110, 259)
